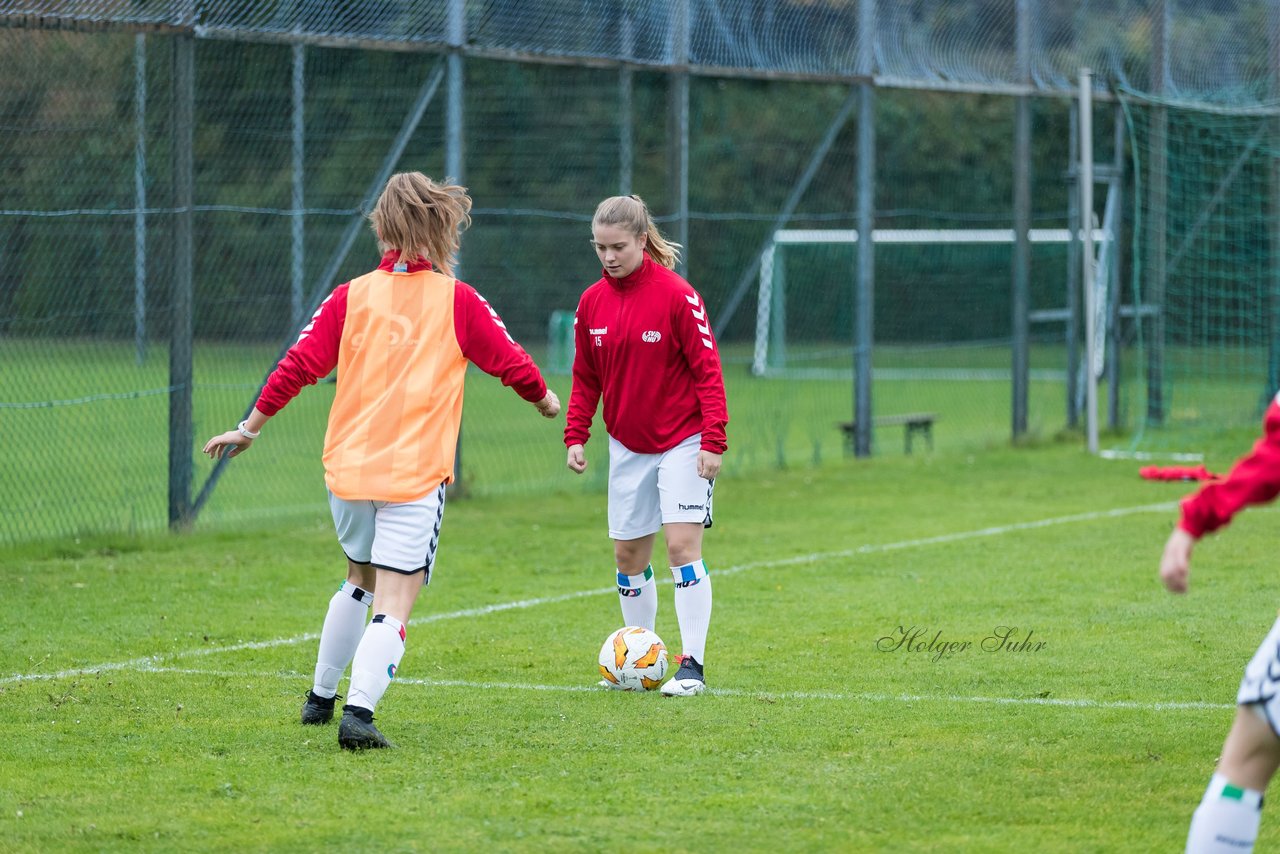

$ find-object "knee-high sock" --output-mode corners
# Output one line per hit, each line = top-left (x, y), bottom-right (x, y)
(1186, 773), (1263, 853)
(312, 581), (373, 698)
(617, 565), (657, 631)
(671, 559), (712, 663)
(346, 614), (406, 713)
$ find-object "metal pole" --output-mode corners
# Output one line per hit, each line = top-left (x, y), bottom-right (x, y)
(620, 12), (634, 196)
(1270, 0), (1280, 400)
(1147, 0), (1169, 424)
(290, 42), (305, 331)
(134, 33), (147, 366)
(169, 33), (195, 529)
(670, 0), (690, 275)
(854, 0), (876, 458)
(1066, 106), (1080, 427)
(1080, 68), (1098, 454)
(1011, 0), (1032, 440)
(447, 0), (466, 492)
(1108, 101), (1125, 430)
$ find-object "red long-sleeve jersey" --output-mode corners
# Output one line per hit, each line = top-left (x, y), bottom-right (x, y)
(564, 254), (728, 455)
(256, 251), (547, 416)
(1180, 400), (1280, 538)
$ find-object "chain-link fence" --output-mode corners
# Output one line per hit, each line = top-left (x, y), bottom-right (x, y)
(3, 1), (1279, 544)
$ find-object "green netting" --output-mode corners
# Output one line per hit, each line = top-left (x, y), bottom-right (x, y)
(1116, 93), (1278, 456)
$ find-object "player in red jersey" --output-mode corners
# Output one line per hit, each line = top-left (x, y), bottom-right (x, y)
(565, 194), (728, 696)
(202, 172), (559, 750)
(1160, 397), (1280, 851)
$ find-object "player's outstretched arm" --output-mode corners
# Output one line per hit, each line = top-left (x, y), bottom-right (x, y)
(1159, 526), (1196, 594)
(202, 408), (271, 460)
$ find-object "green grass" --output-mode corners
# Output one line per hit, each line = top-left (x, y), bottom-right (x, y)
(2, 442), (1277, 851)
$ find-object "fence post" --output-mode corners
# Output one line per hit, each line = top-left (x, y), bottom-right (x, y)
(134, 33), (148, 367)
(853, 0), (876, 458)
(1012, 0), (1032, 440)
(620, 11), (634, 196)
(1080, 68), (1098, 455)
(1146, 0), (1169, 424)
(290, 42), (305, 331)
(669, 0), (690, 277)
(447, 0), (467, 492)
(169, 31), (195, 530)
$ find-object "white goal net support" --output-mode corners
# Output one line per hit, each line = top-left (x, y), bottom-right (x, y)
(752, 222), (1116, 381)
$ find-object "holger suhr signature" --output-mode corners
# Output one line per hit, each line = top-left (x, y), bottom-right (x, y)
(876, 625), (1047, 662)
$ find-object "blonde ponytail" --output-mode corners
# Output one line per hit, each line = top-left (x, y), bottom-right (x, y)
(591, 194), (682, 270)
(369, 172), (473, 277)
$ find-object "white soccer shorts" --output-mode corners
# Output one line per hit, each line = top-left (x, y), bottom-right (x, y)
(607, 433), (715, 541)
(327, 482), (446, 583)
(1237, 613), (1280, 734)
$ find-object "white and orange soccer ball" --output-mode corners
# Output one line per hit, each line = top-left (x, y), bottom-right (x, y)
(598, 626), (669, 691)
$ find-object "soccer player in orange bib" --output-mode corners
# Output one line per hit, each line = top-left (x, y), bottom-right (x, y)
(1159, 396), (1280, 850)
(565, 194), (728, 697)
(203, 172), (560, 750)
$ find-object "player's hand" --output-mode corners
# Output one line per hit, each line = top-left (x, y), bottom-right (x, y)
(535, 391), (560, 418)
(202, 432), (252, 460)
(698, 450), (722, 480)
(1159, 527), (1196, 594)
(567, 444), (587, 474)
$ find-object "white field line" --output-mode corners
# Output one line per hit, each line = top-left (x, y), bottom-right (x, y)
(133, 665), (1232, 712)
(2, 500), (1177, 688)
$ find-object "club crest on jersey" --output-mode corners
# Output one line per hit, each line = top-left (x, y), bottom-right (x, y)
(641, 330), (661, 343)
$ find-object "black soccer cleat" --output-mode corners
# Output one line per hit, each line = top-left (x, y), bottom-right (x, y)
(661, 654), (706, 697)
(300, 690), (337, 725)
(338, 705), (394, 750)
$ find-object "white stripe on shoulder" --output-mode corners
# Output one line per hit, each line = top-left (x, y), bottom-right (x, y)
(471, 289), (516, 344)
(295, 291), (335, 343)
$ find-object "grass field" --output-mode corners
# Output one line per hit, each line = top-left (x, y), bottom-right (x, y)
(3, 439), (1278, 851)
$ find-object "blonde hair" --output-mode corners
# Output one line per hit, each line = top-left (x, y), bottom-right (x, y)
(591, 194), (682, 270)
(369, 172), (473, 277)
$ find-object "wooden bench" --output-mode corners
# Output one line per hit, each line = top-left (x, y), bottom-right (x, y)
(840, 412), (937, 454)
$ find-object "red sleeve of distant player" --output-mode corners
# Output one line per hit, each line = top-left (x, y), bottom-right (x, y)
(453, 281), (547, 402)
(564, 297), (601, 448)
(673, 287), (729, 454)
(255, 285), (347, 416)
(1180, 402), (1280, 538)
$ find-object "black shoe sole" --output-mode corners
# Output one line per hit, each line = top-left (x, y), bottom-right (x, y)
(338, 720), (393, 750)
(338, 732), (392, 750)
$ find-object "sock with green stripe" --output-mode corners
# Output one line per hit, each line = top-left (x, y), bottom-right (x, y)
(1186, 773), (1263, 853)
(617, 565), (657, 631)
(671, 559), (712, 664)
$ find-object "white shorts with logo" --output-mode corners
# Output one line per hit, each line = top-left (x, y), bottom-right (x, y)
(1237, 614), (1280, 734)
(328, 482), (446, 583)
(607, 433), (715, 541)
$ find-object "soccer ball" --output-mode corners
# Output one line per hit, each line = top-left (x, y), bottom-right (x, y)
(598, 626), (668, 691)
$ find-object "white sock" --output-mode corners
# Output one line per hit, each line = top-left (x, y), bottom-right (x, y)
(1186, 773), (1263, 853)
(617, 566), (657, 631)
(346, 614), (406, 713)
(312, 581), (373, 698)
(671, 559), (712, 664)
